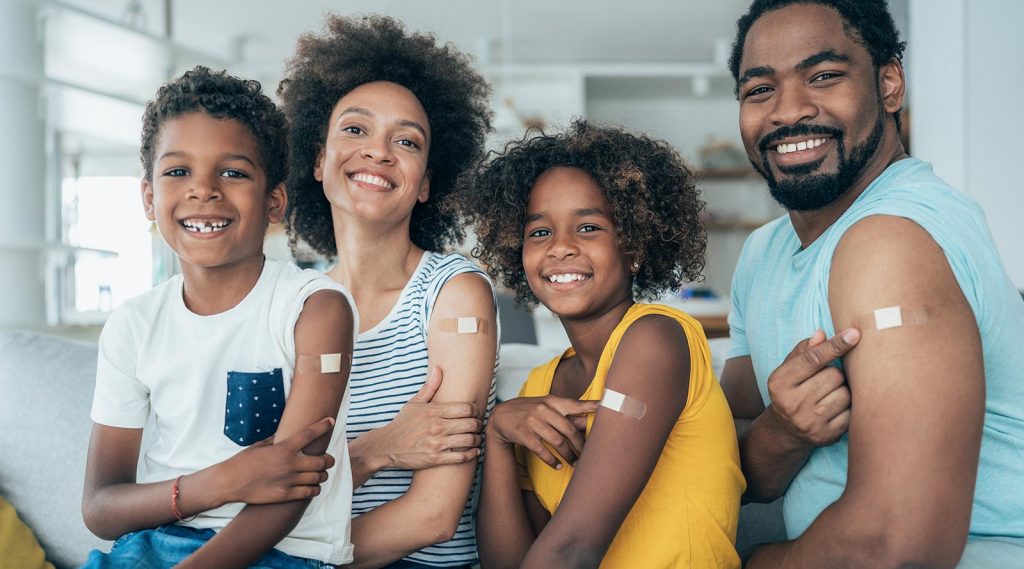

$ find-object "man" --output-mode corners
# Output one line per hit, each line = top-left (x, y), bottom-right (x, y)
(721, 0), (1024, 567)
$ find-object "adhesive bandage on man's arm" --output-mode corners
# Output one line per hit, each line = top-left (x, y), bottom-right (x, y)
(599, 388), (647, 420)
(437, 317), (492, 335)
(855, 305), (930, 333)
(295, 353), (353, 375)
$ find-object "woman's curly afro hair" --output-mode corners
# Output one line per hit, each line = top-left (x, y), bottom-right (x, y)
(278, 15), (493, 259)
(452, 120), (706, 307)
(140, 65), (288, 190)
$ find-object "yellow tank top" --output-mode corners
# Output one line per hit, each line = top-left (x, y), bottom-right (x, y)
(516, 303), (745, 568)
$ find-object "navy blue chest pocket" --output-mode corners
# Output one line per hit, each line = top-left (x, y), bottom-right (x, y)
(224, 368), (286, 446)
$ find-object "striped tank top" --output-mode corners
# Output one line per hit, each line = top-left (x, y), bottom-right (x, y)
(347, 251), (497, 566)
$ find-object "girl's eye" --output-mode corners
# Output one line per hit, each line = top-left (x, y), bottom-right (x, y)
(528, 228), (550, 238)
(396, 138), (420, 149)
(165, 168), (188, 177)
(578, 224), (601, 233)
(221, 169), (249, 179)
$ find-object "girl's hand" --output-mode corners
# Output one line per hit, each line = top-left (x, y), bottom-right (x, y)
(219, 417), (337, 505)
(368, 367), (486, 470)
(487, 396), (598, 469)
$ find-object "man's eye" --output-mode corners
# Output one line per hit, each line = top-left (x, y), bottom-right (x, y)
(813, 72), (842, 82)
(165, 168), (188, 177)
(528, 228), (550, 238)
(221, 169), (248, 179)
(745, 85), (772, 98)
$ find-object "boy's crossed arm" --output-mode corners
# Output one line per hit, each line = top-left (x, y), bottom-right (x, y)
(176, 289), (355, 569)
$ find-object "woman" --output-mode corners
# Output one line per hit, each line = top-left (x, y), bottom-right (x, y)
(278, 15), (497, 569)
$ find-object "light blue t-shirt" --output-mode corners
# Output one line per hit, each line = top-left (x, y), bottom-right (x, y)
(727, 157), (1024, 540)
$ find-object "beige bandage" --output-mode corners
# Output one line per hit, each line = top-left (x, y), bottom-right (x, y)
(600, 388), (647, 420)
(438, 317), (491, 334)
(295, 353), (352, 375)
(856, 305), (930, 332)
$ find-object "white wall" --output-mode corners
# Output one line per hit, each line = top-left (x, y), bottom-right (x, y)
(910, 0), (1024, 288)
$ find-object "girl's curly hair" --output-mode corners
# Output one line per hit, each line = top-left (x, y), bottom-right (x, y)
(140, 66), (288, 190)
(277, 15), (493, 259)
(451, 120), (706, 307)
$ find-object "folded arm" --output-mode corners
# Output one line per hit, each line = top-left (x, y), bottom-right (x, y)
(347, 273), (497, 568)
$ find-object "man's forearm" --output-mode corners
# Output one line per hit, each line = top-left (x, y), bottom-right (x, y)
(740, 408), (814, 503)
(177, 500), (309, 569)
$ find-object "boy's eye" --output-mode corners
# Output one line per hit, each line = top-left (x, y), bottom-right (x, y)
(164, 168), (188, 177)
(527, 228), (551, 238)
(221, 169), (249, 179)
(578, 224), (601, 233)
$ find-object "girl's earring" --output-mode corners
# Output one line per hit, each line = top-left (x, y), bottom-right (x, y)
(631, 261), (640, 273)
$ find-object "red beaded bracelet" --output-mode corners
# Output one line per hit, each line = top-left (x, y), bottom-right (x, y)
(171, 475), (198, 522)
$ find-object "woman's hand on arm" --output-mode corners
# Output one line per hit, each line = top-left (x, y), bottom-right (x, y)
(349, 367), (484, 488)
(348, 273), (497, 568)
(178, 289), (355, 569)
(520, 315), (692, 569)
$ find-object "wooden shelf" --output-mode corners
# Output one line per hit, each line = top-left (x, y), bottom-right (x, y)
(696, 167), (759, 180)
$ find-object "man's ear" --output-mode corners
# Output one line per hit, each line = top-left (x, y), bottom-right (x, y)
(141, 178), (156, 221)
(879, 57), (906, 116)
(267, 182), (288, 224)
(313, 147), (325, 182)
(417, 171), (431, 204)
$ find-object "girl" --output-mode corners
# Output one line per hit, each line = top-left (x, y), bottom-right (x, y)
(278, 15), (498, 569)
(459, 121), (745, 568)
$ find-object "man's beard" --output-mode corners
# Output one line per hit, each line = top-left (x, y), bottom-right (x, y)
(753, 108), (885, 212)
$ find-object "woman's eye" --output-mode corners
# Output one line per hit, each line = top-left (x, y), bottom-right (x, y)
(164, 168), (188, 177)
(528, 228), (550, 238)
(221, 169), (249, 179)
(342, 126), (363, 135)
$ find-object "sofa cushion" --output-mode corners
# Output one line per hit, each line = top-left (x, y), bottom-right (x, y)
(0, 331), (110, 568)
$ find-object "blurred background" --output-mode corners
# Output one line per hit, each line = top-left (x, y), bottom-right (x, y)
(1, 0), (1021, 342)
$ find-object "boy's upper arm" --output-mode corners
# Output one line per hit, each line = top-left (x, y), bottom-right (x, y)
(535, 315), (690, 554)
(829, 215), (983, 539)
(274, 289), (355, 453)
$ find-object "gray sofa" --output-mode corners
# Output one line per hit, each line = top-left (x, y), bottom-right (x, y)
(0, 330), (783, 568)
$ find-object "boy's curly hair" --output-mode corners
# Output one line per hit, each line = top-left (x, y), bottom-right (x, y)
(452, 120), (706, 307)
(140, 65), (288, 190)
(277, 15), (493, 259)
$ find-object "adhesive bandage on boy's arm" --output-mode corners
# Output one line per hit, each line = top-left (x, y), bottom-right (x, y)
(855, 305), (930, 333)
(295, 353), (353, 375)
(437, 317), (492, 335)
(599, 388), (647, 420)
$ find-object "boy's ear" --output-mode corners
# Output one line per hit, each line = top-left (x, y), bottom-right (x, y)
(140, 178), (156, 221)
(267, 182), (288, 224)
(313, 147), (325, 182)
(417, 170), (431, 204)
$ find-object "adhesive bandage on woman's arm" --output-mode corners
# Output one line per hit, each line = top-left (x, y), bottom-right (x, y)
(855, 305), (930, 332)
(295, 353), (353, 375)
(438, 317), (492, 335)
(600, 388), (647, 420)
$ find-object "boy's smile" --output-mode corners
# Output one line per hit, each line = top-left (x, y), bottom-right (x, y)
(523, 166), (633, 320)
(142, 112), (285, 273)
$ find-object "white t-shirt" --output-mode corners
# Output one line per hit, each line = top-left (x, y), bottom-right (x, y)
(91, 259), (358, 565)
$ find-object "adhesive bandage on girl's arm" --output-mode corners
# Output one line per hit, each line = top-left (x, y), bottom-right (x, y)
(600, 388), (647, 420)
(438, 317), (492, 335)
(295, 353), (353, 374)
(855, 306), (930, 332)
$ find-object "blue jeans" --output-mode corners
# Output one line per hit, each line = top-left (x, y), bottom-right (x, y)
(80, 524), (331, 569)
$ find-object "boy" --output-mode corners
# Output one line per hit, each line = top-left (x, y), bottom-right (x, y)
(81, 66), (357, 568)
